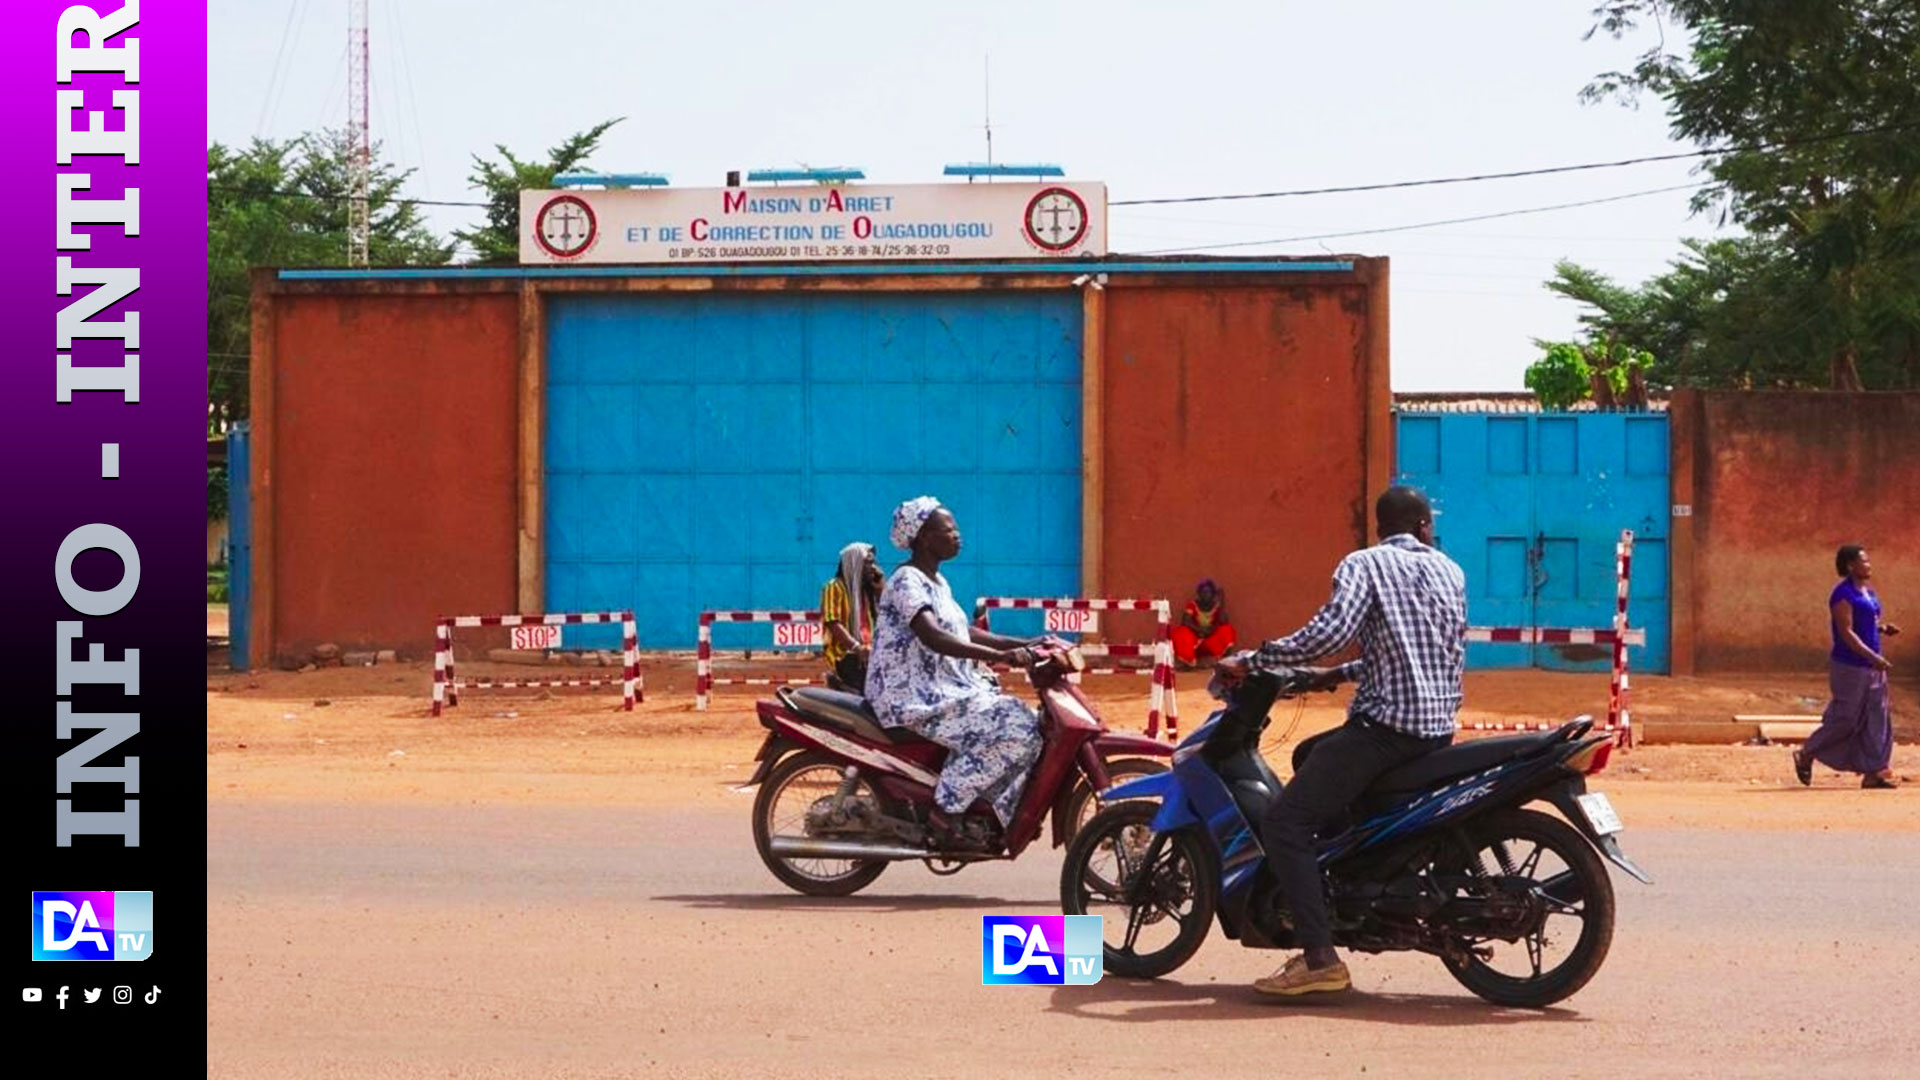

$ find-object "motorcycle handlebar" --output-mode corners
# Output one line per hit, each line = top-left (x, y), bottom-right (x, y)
(1208, 663), (1334, 702)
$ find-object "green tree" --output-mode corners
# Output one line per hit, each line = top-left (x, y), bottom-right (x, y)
(1578, 1), (1920, 389)
(1525, 338), (1655, 409)
(1525, 342), (1594, 410)
(451, 119), (623, 264)
(207, 131), (450, 430)
(208, 463), (229, 523)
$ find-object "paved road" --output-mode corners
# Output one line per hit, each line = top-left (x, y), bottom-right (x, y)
(209, 799), (1920, 1079)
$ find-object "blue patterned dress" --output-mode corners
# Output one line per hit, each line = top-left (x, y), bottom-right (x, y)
(865, 565), (1043, 826)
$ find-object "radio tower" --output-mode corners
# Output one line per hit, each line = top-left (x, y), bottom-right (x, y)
(346, 0), (371, 267)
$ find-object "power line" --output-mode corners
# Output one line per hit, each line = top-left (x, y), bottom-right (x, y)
(1136, 183), (1712, 254)
(211, 116), (1912, 225)
(261, 0), (315, 140)
(254, 0), (301, 138)
(387, 0), (434, 199)
(208, 183), (490, 208)
(1110, 120), (1920, 207)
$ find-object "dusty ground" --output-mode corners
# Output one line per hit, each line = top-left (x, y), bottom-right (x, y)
(207, 634), (1920, 1077)
(206, 652), (1920, 822)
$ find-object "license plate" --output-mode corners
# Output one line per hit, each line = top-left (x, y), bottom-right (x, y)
(1576, 792), (1624, 836)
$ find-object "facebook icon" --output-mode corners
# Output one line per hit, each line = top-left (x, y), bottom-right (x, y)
(981, 915), (1102, 985)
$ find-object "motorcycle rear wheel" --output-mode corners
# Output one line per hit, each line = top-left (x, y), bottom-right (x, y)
(1438, 807), (1615, 1007)
(1061, 801), (1215, 979)
(752, 751), (891, 896)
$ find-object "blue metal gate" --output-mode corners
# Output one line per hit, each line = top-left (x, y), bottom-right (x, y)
(1395, 411), (1669, 673)
(226, 423), (251, 670)
(545, 291), (1083, 649)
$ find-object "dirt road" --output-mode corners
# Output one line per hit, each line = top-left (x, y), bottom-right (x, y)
(207, 667), (1920, 1077)
(209, 799), (1920, 1079)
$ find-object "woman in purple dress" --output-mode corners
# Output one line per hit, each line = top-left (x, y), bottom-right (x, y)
(1795, 545), (1902, 788)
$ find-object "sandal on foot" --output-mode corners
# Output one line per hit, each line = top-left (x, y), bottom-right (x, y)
(1862, 774), (1898, 790)
(1793, 751), (1812, 787)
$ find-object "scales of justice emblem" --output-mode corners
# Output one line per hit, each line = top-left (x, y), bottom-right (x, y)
(534, 195), (598, 258)
(1022, 187), (1090, 252)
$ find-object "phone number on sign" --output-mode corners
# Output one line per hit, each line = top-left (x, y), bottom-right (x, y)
(665, 244), (956, 260)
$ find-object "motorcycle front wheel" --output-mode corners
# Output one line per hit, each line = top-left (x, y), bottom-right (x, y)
(751, 751), (890, 896)
(1437, 807), (1616, 1007)
(1061, 756), (1171, 844)
(1060, 801), (1214, 978)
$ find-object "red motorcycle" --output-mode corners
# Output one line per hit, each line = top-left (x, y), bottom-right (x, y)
(745, 646), (1173, 895)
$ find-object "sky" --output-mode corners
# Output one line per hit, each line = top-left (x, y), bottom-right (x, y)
(207, 0), (1738, 391)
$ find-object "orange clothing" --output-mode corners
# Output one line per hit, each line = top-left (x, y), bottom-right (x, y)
(1172, 623), (1237, 666)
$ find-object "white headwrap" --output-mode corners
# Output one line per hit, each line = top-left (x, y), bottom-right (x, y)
(890, 496), (943, 551)
(835, 542), (875, 639)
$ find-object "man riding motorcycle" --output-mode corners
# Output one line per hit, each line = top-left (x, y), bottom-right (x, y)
(1216, 485), (1467, 997)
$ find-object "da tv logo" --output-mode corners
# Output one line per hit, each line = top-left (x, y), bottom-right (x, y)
(32, 892), (153, 961)
(981, 915), (1101, 985)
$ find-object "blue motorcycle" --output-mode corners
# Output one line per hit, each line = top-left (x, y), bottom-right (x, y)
(1059, 666), (1649, 1006)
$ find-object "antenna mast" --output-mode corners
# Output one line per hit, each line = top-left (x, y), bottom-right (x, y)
(983, 56), (993, 170)
(347, 0), (371, 267)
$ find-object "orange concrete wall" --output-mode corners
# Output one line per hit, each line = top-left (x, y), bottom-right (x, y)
(253, 269), (1388, 665)
(265, 293), (520, 662)
(1673, 390), (1920, 673)
(1101, 282), (1383, 647)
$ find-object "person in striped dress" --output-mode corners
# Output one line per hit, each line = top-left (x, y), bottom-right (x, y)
(820, 542), (882, 693)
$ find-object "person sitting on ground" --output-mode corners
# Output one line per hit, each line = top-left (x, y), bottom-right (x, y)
(1172, 578), (1237, 669)
(1215, 485), (1466, 997)
(820, 542), (883, 694)
(864, 496), (1050, 847)
(1795, 544), (1901, 789)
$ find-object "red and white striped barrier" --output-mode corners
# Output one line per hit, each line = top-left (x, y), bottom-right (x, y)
(1461, 530), (1639, 747)
(972, 597), (1181, 741)
(1609, 531), (1636, 748)
(695, 610), (826, 711)
(431, 611), (640, 717)
(1465, 627), (1645, 646)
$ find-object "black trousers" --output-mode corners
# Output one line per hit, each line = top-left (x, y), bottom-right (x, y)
(1259, 714), (1450, 950)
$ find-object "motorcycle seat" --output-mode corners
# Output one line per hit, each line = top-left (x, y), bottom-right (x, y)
(785, 687), (930, 747)
(1365, 731), (1560, 799)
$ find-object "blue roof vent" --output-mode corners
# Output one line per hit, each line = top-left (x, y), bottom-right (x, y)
(745, 167), (866, 183)
(553, 172), (670, 189)
(943, 163), (1065, 181)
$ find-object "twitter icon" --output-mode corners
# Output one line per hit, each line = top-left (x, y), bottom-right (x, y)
(82, 988), (102, 1004)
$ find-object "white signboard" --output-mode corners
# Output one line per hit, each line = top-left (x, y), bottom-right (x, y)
(773, 622), (825, 648)
(510, 625), (562, 650)
(1045, 609), (1100, 634)
(519, 182), (1107, 264)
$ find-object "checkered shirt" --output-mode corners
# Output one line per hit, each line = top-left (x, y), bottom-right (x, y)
(1250, 533), (1467, 738)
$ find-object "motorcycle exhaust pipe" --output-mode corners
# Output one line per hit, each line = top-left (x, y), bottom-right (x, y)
(768, 836), (935, 862)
